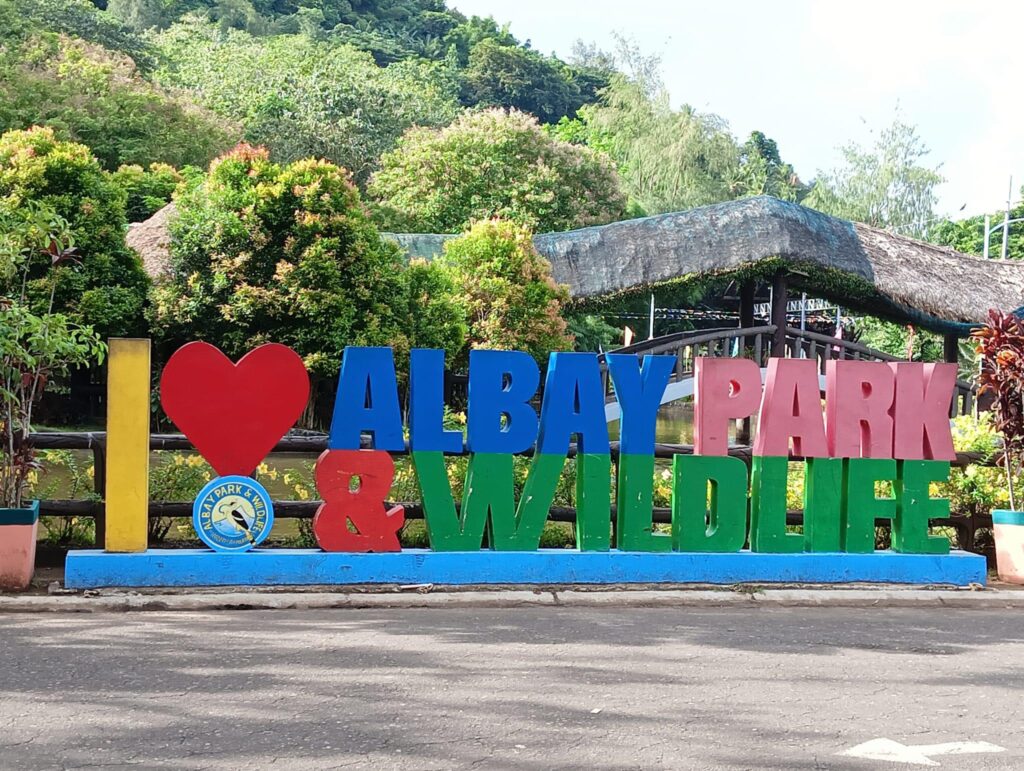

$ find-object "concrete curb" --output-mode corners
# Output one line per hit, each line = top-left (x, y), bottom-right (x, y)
(2, 586), (1023, 613)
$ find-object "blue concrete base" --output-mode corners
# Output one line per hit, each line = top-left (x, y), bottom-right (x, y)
(64, 549), (988, 589)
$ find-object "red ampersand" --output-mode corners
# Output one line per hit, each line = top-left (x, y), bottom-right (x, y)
(312, 449), (405, 552)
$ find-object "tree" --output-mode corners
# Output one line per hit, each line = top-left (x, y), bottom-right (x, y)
(0, 127), (150, 338)
(803, 117), (944, 239)
(585, 76), (741, 215)
(151, 144), (463, 376)
(368, 108), (626, 233)
(392, 258), (467, 358)
(853, 317), (942, 362)
(438, 219), (572, 365)
(461, 39), (580, 123)
(735, 131), (803, 201)
(153, 20), (460, 183)
(559, 37), (801, 215)
(106, 0), (164, 31)
(565, 313), (620, 353)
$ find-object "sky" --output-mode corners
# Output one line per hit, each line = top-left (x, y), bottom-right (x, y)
(451, 0), (1024, 219)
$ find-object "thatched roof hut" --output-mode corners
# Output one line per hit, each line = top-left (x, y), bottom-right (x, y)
(126, 202), (176, 280)
(131, 196), (1024, 335)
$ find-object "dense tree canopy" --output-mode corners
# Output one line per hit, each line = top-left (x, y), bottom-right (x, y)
(554, 72), (802, 216)
(369, 108), (626, 233)
(461, 39), (591, 124)
(0, 127), (150, 337)
(0, 0), (962, 392)
(0, 34), (237, 171)
(152, 144), (463, 375)
(7, 0), (158, 69)
(154, 20), (460, 183)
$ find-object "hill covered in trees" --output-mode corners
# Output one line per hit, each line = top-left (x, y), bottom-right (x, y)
(0, 0), (995, 377)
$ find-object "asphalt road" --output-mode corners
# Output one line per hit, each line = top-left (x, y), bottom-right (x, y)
(1, 607), (1023, 770)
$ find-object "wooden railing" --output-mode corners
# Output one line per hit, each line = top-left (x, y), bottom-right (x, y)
(601, 325), (977, 416)
(29, 430), (999, 554)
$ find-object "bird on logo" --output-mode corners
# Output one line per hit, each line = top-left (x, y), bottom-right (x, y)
(229, 508), (256, 545)
(214, 497), (256, 545)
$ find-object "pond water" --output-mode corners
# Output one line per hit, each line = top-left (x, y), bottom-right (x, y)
(610, 402), (695, 445)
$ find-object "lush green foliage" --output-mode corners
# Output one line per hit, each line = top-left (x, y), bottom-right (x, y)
(439, 219), (571, 364)
(461, 38), (592, 124)
(100, 0), (603, 118)
(109, 162), (189, 222)
(557, 67), (801, 216)
(566, 313), (622, 353)
(154, 20), (460, 183)
(737, 131), (804, 201)
(0, 33), (238, 170)
(944, 413), (1018, 519)
(0, 127), (150, 337)
(931, 187), (1024, 259)
(578, 76), (738, 215)
(369, 108), (626, 232)
(854, 317), (943, 362)
(390, 258), (467, 358)
(6, 0), (158, 69)
(152, 144), (464, 375)
(0, 201), (105, 508)
(803, 117), (943, 239)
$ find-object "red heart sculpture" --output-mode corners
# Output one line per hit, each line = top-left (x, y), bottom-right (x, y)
(160, 342), (310, 476)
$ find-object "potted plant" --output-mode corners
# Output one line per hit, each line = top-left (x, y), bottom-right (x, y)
(0, 203), (104, 590)
(973, 309), (1024, 583)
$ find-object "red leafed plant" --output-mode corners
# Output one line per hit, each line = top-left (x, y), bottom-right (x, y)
(972, 309), (1024, 510)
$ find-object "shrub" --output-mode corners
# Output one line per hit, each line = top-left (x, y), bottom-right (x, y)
(439, 219), (572, 365)
(0, 127), (150, 338)
(0, 201), (106, 510)
(110, 163), (189, 222)
(368, 108), (626, 233)
(972, 310), (1024, 509)
(152, 144), (464, 377)
(943, 413), (1019, 519)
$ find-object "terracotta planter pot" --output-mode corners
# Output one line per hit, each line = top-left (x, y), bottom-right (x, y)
(0, 500), (39, 591)
(993, 510), (1024, 585)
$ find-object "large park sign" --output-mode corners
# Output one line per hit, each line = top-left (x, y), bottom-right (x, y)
(64, 341), (987, 588)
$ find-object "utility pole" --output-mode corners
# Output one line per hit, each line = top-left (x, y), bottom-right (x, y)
(984, 214), (991, 259)
(1003, 175), (1013, 260)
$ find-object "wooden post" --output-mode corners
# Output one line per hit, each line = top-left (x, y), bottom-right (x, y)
(739, 280), (755, 340)
(104, 339), (151, 553)
(944, 332), (964, 417)
(770, 269), (787, 358)
(943, 333), (959, 364)
(735, 280), (757, 444)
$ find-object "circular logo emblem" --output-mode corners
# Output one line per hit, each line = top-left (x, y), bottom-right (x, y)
(193, 475), (274, 552)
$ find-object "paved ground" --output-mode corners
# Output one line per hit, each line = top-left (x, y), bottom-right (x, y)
(1, 607), (1022, 770)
